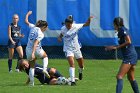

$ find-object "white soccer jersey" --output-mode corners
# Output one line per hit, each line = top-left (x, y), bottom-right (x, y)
(61, 23), (83, 52)
(26, 23), (44, 49)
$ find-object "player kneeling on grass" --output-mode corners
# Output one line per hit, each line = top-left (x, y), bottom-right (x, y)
(58, 15), (93, 86)
(25, 11), (50, 86)
(18, 59), (75, 85)
(105, 17), (139, 93)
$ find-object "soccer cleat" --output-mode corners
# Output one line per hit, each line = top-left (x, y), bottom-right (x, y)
(71, 82), (76, 86)
(15, 69), (19, 72)
(75, 77), (79, 81)
(68, 77), (79, 82)
(42, 70), (50, 78)
(29, 81), (34, 86)
(79, 73), (83, 80)
(9, 70), (13, 73)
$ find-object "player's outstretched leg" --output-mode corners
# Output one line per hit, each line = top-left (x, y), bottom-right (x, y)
(28, 60), (35, 86)
(68, 56), (76, 86)
(8, 59), (12, 72)
(15, 46), (23, 72)
(8, 48), (14, 72)
(116, 79), (123, 93)
(77, 58), (84, 80)
(42, 52), (50, 78)
(69, 67), (76, 86)
(130, 80), (140, 93)
(127, 65), (140, 93)
(29, 68), (34, 86)
(116, 63), (131, 93)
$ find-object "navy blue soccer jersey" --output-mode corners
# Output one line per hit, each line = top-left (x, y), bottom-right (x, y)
(117, 27), (137, 64)
(7, 23), (22, 48)
(25, 64), (51, 84)
(10, 23), (21, 39)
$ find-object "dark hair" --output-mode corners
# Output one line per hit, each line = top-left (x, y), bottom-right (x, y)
(65, 18), (73, 23)
(65, 15), (73, 23)
(36, 20), (48, 28)
(113, 17), (124, 27)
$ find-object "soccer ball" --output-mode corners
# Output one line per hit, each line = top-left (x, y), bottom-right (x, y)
(57, 77), (68, 85)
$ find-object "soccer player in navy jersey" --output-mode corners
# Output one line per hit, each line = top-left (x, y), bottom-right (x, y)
(106, 17), (139, 93)
(8, 14), (24, 72)
(18, 59), (64, 85)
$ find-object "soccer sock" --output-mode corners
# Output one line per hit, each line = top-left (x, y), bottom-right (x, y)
(8, 59), (12, 71)
(116, 79), (123, 93)
(29, 68), (35, 84)
(54, 70), (63, 77)
(78, 67), (84, 73)
(43, 57), (48, 71)
(130, 80), (140, 93)
(69, 67), (75, 82)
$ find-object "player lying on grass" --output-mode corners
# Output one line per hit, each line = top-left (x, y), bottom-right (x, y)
(58, 15), (93, 86)
(105, 17), (139, 93)
(18, 59), (78, 85)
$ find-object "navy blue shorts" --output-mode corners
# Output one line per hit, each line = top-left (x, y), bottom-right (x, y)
(8, 39), (21, 48)
(122, 55), (138, 65)
(38, 68), (52, 84)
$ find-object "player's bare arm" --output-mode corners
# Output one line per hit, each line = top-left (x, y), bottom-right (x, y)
(105, 35), (131, 51)
(83, 16), (94, 27)
(25, 11), (32, 25)
(8, 25), (15, 45)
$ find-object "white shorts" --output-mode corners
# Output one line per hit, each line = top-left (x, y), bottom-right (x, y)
(64, 49), (83, 59)
(26, 47), (45, 60)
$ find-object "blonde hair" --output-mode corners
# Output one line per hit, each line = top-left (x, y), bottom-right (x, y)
(13, 14), (19, 19)
(18, 59), (28, 71)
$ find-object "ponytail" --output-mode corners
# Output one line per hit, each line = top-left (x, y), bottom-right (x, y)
(36, 20), (48, 28)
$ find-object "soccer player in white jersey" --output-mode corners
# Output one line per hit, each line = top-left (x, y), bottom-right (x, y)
(58, 15), (93, 86)
(25, 11), (50, 86)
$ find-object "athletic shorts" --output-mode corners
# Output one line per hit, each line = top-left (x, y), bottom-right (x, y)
(64, 49), (83, 59)
(7, 39), (21, 48)
(26, 47), (45, 60)
(122, 55), (138, 65)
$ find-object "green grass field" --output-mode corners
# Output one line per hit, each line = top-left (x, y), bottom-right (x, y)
(0, 59), (140, 93)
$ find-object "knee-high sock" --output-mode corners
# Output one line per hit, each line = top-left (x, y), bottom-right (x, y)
(43, 57), (48, 71)
(130, 80), (140, 93)
(69, 67), (75, 82)
(116, 79), (123, 93)
(8, 59), (12, 71)
(29, 68), (35, 84)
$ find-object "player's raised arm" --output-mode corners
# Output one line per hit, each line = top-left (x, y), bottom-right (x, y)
(83, 16), (93, 27)
(25, 11), (32, 25)
(8, 25), (15, 45)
